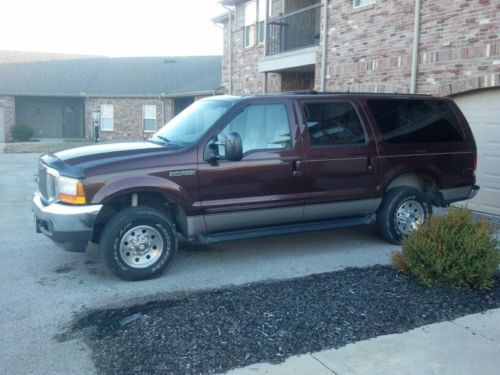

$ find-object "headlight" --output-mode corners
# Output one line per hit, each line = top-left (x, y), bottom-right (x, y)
(56, 175), (87, 204)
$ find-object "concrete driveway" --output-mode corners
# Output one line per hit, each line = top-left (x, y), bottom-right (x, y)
(0, 153), (396, 374)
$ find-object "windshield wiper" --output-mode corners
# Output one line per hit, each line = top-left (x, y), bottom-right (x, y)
(155, 135), (171, 144)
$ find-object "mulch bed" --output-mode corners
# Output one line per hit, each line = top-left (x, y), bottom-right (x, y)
(63, 265), (500, 375)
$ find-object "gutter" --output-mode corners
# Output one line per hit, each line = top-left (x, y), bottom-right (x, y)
(1, 91), (221, 99)
(410, 0), (421, 94)
(320, 0), (329, 92)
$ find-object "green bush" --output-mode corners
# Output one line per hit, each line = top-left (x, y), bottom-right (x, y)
(392, 209), (499, 290)
(11, 123), (34, 141)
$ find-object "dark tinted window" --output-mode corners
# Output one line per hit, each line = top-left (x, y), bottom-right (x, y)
(304, 102), (366, 146)
(367, 99), (464, 144)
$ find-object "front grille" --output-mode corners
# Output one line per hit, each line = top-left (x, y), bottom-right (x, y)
(38, 164), (56, 202)
(38, 164), (48, 199)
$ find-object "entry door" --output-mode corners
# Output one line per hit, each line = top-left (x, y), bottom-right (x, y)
(0, 107), (4, 142)
(300, 100), (379, 220)
(63, 106), (82, 138)
(197, 100), (305, 233)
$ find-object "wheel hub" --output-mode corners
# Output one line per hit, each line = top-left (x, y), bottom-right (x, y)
(130, 234), (151, 254)
(119, 225), (164, 269)
(396, 199), (425, 235)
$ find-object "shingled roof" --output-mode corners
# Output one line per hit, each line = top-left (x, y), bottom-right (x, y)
(0, 55), (222, 97)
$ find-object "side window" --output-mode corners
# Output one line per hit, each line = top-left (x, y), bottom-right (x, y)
(367, 99), (464, 144)
(304, 102), (366, 146)
(219, 104), (291, 156)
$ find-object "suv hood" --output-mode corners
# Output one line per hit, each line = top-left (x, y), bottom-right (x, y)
(41, 141), (176, 178)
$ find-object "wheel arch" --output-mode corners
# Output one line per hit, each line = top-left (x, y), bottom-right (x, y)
(384, 171), (440, 197)
(92, 189), (188, 244)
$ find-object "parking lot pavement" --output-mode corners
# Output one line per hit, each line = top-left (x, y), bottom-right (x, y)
(0, 153), (395, 374)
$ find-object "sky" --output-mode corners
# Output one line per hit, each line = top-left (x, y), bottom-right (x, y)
(0, 0), (227, 57)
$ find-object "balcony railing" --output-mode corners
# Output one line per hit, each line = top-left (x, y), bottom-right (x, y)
(266, 4), (321, 56)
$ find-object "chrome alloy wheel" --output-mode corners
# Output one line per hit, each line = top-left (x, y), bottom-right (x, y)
(119, 225), (164, 268)
(395, 199), (426, 235)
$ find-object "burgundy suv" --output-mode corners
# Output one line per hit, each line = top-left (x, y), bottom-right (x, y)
(33, 93), (479, 280)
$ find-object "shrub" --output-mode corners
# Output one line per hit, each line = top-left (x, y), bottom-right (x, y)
(11, 123), (34, 141)
(392, 209), (499, 290)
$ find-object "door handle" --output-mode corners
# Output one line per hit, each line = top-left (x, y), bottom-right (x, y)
(367, 156), (375, 172)
(292, 160), (303, 176)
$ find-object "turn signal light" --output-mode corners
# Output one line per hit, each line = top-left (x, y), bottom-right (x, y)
(59, 181), (87, 204)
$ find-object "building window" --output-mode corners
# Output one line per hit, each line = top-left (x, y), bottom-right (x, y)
(244, 1), (257, 47)
(143, 105), (157, 132)
(354, 0), (375, 7)
(100, 104), (113, 131)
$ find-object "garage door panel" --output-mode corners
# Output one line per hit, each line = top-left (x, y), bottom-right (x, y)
(454, 88), (500, 216)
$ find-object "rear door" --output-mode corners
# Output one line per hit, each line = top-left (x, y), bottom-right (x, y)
(197, 98), (305, 233)
(300, 99), (380, 220)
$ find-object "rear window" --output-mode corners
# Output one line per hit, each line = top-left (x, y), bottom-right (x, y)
(367, 99), (464, 144)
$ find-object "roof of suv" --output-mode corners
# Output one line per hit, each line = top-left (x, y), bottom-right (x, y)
(204, 91), (436, 103)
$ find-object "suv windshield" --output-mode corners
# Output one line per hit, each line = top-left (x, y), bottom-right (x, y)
(151, 100), (233, 146)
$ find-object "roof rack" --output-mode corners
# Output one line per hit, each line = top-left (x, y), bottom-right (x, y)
(283, 90), (432, 96)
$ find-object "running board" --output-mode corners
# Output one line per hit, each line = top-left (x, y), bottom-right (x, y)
(196, 215), (375, 244)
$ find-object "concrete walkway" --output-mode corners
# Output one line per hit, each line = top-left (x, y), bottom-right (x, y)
(226, 308), (500, 375)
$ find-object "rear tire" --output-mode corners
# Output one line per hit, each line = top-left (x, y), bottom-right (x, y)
(377, 187), (432, 244)
(100, 206), (177, 281)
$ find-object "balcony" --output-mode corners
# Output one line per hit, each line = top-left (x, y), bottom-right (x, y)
(266, 4), (321, 56)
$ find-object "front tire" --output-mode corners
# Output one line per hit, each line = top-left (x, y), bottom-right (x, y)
(100, 206), (178, 281)
(377, 187), (432, 244)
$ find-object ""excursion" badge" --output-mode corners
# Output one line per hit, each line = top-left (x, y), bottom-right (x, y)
(169, 170), (196, 177)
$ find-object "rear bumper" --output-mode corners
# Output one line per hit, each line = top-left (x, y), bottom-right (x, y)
(32, 193), (102, 252)
(437, 184), (480, 206)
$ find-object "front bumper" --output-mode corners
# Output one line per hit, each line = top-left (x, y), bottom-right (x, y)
(32, 193), (102, 252)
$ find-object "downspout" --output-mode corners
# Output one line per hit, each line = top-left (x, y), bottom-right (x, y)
(263, 0), (269, 93)
(320, 0), (329, 92)
(223, 6), (234, 95)
(410, 0), (421, 94)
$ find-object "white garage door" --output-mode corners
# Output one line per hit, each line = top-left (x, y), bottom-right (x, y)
(454, 88), (500, 216)
(0, 107), (5, 142)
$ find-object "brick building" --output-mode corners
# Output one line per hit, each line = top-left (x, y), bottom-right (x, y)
(215, 0), (500, 215)
(0, 55), (222, 142)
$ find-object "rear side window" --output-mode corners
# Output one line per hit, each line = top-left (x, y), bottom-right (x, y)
(367, 99), (464, 144)
(303, 102), (366, 146)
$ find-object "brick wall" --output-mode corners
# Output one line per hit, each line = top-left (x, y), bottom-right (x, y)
(320, 0), (415, 93)
(322, 0), (500, 95)
(221, 0), (500, 96)
(0, 96), (15, 141)
(222, 0), (283, 94)
(84, 97), (173, 141)
(417, 0), (500, 95)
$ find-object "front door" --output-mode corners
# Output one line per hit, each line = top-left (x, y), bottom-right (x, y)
(62, 105), (83, 138)
(197, 100), (305, 233)
(300, 99), (380, 220)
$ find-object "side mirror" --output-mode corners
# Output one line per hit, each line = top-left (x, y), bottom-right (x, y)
(224, 132), (243, 161)
(203, 141), (219, 162)
(204, 132), (243, 162)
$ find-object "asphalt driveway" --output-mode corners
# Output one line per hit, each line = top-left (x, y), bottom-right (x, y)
(0, 153), (395, 374)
